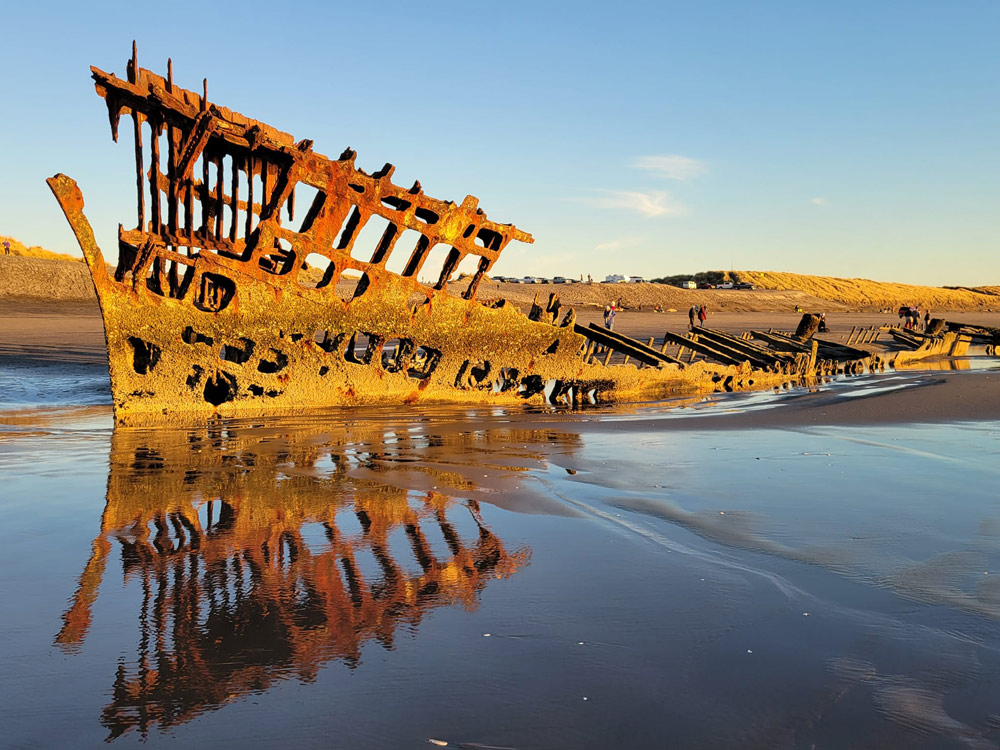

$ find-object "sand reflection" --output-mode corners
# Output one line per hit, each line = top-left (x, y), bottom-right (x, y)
(54, 419), (574, 739)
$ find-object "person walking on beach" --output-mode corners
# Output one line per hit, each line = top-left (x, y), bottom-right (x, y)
(688, 304), (698, 330)
(2, 240), (9, 255)
(698, 305), (708, 327)
(607, 304), (616, 331)
(603, 305), (611, 329)
(924, 310), (931, 330)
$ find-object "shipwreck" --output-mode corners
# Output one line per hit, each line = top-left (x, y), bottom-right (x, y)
(47, 45), (795, 424)
(53, 46), (932, 425)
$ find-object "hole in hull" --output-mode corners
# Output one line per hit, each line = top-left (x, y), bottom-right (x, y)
(220, 338), (255, 365)
(455, 360), (492, 389)
(257, 349), (289, 374)
(203, 371), (237, 405)
(182, 327), (214, 346)
(408, 346), (441, 380)
(128, 337), (162, 375)
(194, 273), (236, 312)
(381, 338), (416, 372)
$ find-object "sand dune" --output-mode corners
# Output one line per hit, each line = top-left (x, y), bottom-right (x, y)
(0, 234), (81, 263)
(735, 270), (1000, 311)
(0, 256), (96, 301)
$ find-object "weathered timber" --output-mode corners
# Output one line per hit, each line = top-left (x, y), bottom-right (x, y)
(793, 313), (822, 341)
(748, 331), (871, 375)
(892, 331), (972, 366)
(944, 320), (1000, 344)
(888, 328), (924, 350)
(692, 332), (781, 370)
(754, 330), (872, 361)
(697, 327), (801, 367)
(925, 319), (947, 337)
(750, 330), (812, 353)
(660, 330), (749, 367)
(577, 324), (683, 367)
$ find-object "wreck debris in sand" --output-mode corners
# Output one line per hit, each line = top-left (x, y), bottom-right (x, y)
(48, 44), (792, 424)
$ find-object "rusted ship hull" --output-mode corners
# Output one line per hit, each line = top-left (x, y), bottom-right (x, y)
(49, 47), (787, 424)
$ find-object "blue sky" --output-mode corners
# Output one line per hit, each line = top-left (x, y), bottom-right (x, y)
(1, 0), (996, 285)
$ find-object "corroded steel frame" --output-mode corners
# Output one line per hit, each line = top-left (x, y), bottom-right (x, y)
(50, 46), (784, 424)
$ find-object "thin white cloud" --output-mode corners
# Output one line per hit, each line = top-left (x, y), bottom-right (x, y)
(811, 197), (828, 206)
(632, 155), (706, 181)
(594, 236), (643, 252)
(582, 190), (685, 218)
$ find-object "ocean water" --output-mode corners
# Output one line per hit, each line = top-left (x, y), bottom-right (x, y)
(0, 359), (111, 408)
(2, 365), (1000, 748)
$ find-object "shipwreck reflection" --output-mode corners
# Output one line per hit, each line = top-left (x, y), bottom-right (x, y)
(57, 419), (566, 739)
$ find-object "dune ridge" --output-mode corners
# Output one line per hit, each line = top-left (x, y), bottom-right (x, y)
(0, 234), (81, 263)
(735, 270), (1000, 311)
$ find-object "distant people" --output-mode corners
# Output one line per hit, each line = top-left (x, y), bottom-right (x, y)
(603, 304), (611, 328)
(2, 240), (9, 255)
(689, 304), (698, 330)
(607, 305), (616, 330)
(818, 313), (828, 332)
(698, 305), (708, 327)
(924, 310), (931, 330)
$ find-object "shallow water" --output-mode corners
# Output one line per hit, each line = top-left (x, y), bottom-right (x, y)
(3, 371), (1000, 748)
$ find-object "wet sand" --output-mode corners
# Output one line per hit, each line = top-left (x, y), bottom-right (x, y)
(0, 298), (105, 364)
